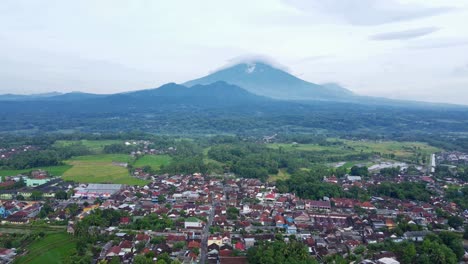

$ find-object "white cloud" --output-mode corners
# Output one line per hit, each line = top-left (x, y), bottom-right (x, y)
(370, 27), (439, 40)
(282, 0), (455, 25)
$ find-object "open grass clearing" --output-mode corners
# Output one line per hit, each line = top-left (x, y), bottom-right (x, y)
(62, 154), (148, 185)
(268, 169), (291, 182)
(133, 155), (172, 170)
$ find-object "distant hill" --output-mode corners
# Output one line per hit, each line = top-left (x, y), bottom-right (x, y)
(0, 82), (270, 113)
(45, 92), (106, 101)
(0, 79), (466, 135)
(184, 62), (354, 100)
(0, 92), (63, 101)
(0, 91), (105, 101)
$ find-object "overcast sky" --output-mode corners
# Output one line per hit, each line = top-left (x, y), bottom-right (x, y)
(1, 0), (467, 104)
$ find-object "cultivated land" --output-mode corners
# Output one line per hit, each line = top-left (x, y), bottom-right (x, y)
(54, 139), (122, 153)
(15, 233), (76, 264)
(0, 224), (66, 235)
(0, 165), (72, 177)
(267, 139), (440, 161)
(133, 155), (172, 170)
(341, 140), (440, 158)
(62, 154), (148, 185)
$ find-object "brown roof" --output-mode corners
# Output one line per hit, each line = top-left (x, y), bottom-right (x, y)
(220, 256), (248, 264)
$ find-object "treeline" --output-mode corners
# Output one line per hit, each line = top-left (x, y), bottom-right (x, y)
(0, 143), (90, 170)
(368, 182), (432, 202)
(274, 166), (433, 202)
(445, 185), (468, 210)
(366, 232), (464, 264)
(68, 208), (129, 263)
(247, 237), (317, 264)
(276, 134), (342, 145)
(435, 165), (468, 181)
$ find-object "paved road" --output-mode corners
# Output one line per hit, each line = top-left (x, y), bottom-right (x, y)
(200, 195), (215, 263)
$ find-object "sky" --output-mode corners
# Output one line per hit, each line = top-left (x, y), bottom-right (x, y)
(1, 0), (467, 104)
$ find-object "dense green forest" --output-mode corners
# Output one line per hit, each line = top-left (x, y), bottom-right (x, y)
(1, 98), (468, 154)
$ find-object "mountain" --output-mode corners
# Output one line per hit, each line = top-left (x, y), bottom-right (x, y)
(0, 81), (269, 113)
(45, 92), (106, 101)
(184, 62), (354, 100)
(105, 81), (269, 107)
(0, 91), (105, 101)
(0, 77), (466, 135)
(0, 92), (63, 101)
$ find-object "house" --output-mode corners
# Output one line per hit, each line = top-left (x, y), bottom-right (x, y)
(294, 212), (310, 223)
(106, 246), (121, 257)
(120, 217), (131, 225)
(274, 215), (285, 228)
(264, 193), (276, 202)
(360, 202), (376, 210)
(135, 233), (150, 244)
(377, 257), (400, 264)
(404, 231), (431, 242)
(295, 200), (305, 210)
(346, 175), (362, 182)
(67, 222), (75, 234)
(244, 237), (255, 248)
(276, 197), (288, 206)
(385, 219), (396, 230)
(0, 206), (11, 218)
(119, 240), (133, 253)
(0, 248), (16, 259)
(324, 175), (338, 184)
(241, 204), (251, 214)
(0, 192), (14, 200)
(307, 200), (331, 211)
(185, 217), (203, 229)
(4, 211), (29, 224)
(208, 236), (223, 246)
(286, 224), (297, 234)
(372, 220), (386, 230)
(234, 241), (246, 251)
(188, 240), (201, 249)
(26, 178), (51, 187)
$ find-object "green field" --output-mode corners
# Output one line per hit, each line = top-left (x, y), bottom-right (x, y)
(54, 139), (122, 153)
(268, 139), (440, 161)
(62, 154), (148, 185)
(268, 169), (291, 182)
(15, 233), (76, 264)
(133, 155), (172, 170)
(0, 165), (72, 177)
(0, 224), (66, 235)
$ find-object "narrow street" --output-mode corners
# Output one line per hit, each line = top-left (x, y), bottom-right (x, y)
(199, 193), (215, 263)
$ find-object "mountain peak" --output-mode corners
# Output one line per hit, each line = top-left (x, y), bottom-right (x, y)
(184, 61), (353, 100)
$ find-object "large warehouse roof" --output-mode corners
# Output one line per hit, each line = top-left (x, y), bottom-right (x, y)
(86, 184), (123, 191)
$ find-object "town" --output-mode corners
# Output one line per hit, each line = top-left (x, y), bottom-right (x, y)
(0, 142), (466, 263)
